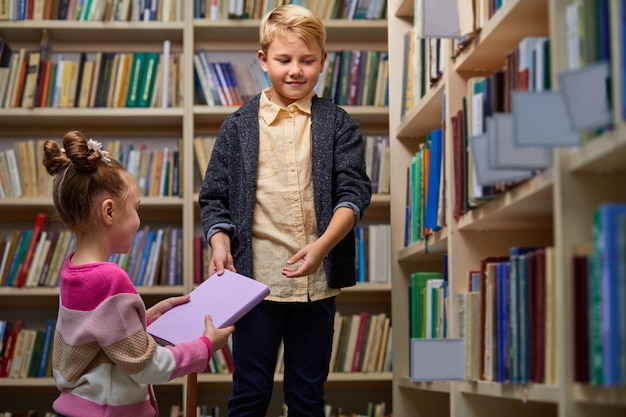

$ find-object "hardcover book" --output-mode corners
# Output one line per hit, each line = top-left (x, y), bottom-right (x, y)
(147, 270), (270, 346)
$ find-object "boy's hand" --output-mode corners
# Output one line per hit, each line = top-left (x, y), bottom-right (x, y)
(203, 315), (235, 354)
(282, 242), (324, 278)
(209, 232), (236, 276)
(147, 295), (190, 323)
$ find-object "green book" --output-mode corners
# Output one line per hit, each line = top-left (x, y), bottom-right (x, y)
(410, 272), (443, 339)
(138, 52), (159, 108)
(590, 207), (604, 385)
(126, 52), (146, 107)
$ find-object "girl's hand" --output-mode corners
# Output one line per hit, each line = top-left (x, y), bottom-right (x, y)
(147, 294), (190, 323)
(203, 315), (235, 354)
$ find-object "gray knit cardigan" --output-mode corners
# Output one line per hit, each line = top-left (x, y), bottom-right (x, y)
(198, 93), (372, 289)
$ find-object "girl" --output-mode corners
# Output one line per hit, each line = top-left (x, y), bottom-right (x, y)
(43, 130), (234, 417)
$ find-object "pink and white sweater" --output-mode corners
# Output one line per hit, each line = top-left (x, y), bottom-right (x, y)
(52, 255), (212, 417)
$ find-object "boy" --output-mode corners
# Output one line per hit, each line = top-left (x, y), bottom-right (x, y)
(199, 5), (371, 416)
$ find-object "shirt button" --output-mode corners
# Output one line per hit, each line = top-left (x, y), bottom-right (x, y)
(293, 196), (299, 201)
(290, 166), (295, 172)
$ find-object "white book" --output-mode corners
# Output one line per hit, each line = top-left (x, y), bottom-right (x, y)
(25, 231), (48, 287)
(426, 279), (443, 338)
(161, 40), (170, 107)
(5, 148), (22, 197)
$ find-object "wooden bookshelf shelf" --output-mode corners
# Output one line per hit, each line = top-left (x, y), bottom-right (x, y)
(569, 129), (626, 173)
(397, 377), (451, 393)
(193, 18), (388, 45)
(457, 171), (554, 231)
(458, 381), (558, 404)
(398, 228), (448, 262)
(396, 79), (445, 139)
(0, 21), (185, 43)
(453, 0), (549, 74)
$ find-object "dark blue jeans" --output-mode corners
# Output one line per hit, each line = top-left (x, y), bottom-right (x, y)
(227, 297), (335, 417)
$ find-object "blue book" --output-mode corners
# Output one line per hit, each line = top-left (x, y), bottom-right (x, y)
(496, 261), (509, 383)
(356, 225), (366, 282)
(37, 319), (56, 377)
(424, 129), (443, 230)
(509, 246), (540, 383)
(518, 254), (530, 383)
(596, 204), (626, 385)
(134, 231), (155, 286)
(171, 149), (180, 196)
(125, 227), (146, 279)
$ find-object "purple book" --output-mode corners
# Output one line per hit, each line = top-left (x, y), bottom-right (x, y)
(147, 270), (270, 345)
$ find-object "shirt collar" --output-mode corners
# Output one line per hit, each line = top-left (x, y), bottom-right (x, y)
(259, 88), (314, 125)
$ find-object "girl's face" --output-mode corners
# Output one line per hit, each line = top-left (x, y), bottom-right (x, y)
(258, 34), (326, 107)
(110, 174), (141, 254)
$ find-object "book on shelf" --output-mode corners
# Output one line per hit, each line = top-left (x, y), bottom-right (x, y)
(591, 203), (626, 385)
(147, 270), (270, 346)
(14, 212), (47, 288)
(0, 319), (22, 377)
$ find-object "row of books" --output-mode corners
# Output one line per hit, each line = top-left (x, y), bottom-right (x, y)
(193, 51), (255, 106)
(0, 138), (182, 199)
(0, 139), (53, 199)
(0, 0), (183, 21)
(573, 203), (626, 386)
(319, 50), (388, 107)
(459, 247), (557, 384)
(109, 225), (184, 287)
(0, 318), (56, 379)
(0, 212), (184, 288)
(404, 128), (445, 246)
(364, 135), (389, 195)
(193, 49), (389, 108)
(355, 224), (390, 284)
(409, 271), (447, 340)
(329, 311), (392, 374)
(400, 28), (445, 121)
(193, 0), (387, 21)
(105, 139), (183, 197)
(0, 38), (182, 109)
(1, 213), (76, 289)
(449, 36), (552, 222)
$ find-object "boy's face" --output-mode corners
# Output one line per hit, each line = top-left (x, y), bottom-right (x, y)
(258, 34), (326, 107)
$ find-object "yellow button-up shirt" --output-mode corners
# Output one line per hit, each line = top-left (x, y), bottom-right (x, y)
(252, 88), (341, 302)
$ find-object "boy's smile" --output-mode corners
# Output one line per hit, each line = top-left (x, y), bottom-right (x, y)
(258, 34), (327, 107)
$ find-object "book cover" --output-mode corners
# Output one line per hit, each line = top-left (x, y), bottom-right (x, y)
(15, 212), (47, 287)
(147, 270), (270, 346)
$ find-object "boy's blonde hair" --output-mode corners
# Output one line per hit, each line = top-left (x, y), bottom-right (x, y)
(259, 5), (326, 52)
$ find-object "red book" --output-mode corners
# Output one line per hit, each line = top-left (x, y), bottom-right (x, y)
(193, 235), (202, 285)
(351, 311), (369, 372)
(533, 248), (546, 383)
(0, 319), (23, 377)
(15, 212), (47, 288)
(221, 345), (234, 373)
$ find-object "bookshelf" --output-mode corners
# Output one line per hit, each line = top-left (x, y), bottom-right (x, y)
(0, 1), (391, 416)
(388, 0), (626, 417)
